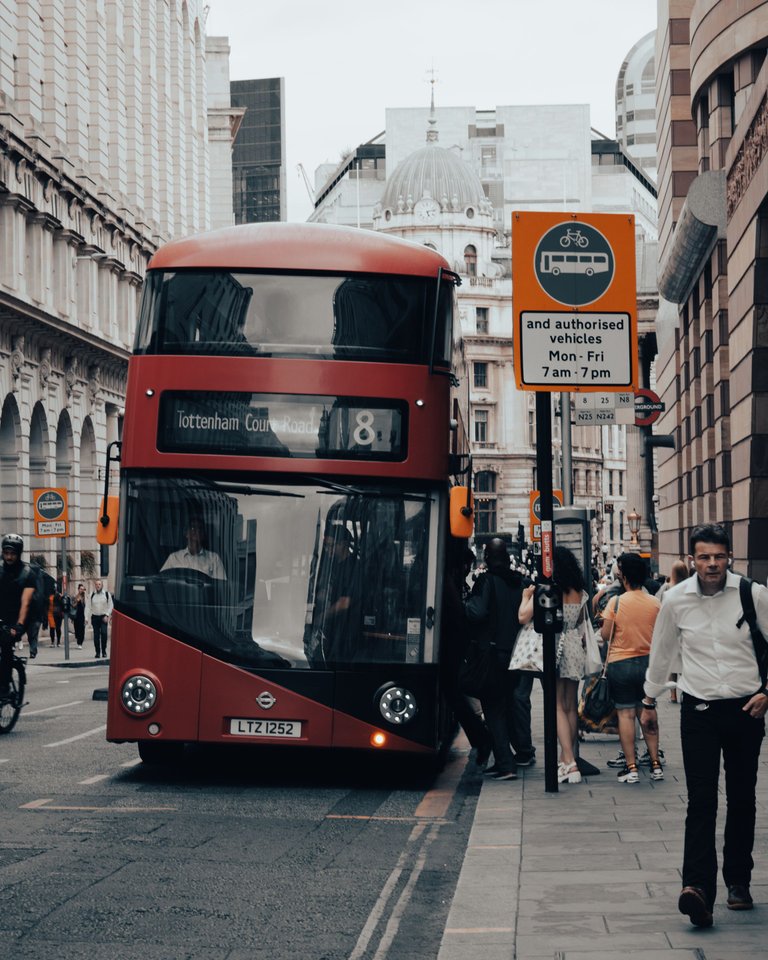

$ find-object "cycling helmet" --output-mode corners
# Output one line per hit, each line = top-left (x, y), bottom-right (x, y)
(1, 533), (23, 555)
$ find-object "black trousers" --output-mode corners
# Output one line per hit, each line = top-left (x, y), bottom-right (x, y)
(92, 616), (108, 655)
(480, 658), (535, 774)
(680, 694), (765, 906)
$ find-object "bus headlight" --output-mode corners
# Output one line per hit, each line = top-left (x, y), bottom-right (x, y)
(377, 685), (417, 725)
(121, 675), (158, 715)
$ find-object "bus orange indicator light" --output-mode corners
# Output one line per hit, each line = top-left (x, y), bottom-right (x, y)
(371, 732), (387, 748)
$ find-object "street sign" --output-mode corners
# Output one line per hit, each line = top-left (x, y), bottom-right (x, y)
(573, 392), (634, 425)
(530, 488), (563, 541)
(512, 212), (639, 392)
(33, 487), (68, 538)
(634, 388), (665, 426)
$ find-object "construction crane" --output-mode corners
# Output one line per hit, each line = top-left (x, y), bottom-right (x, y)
(296, 163), (315, 203)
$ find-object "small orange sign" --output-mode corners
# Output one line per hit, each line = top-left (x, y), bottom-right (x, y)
(529, 489), (563, 541)
(512, 211), (638, 392)
(33, 487), (69, 538)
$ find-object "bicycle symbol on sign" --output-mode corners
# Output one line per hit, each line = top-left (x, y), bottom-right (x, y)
(559, 228), (589, 248)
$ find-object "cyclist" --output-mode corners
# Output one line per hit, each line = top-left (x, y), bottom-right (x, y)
(0, 534), (34, 698)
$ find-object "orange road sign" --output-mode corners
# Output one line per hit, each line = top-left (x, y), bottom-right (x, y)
(33, 487), (68, 538)
(512, 211), (639, 392)
(529, 489), (563, 541)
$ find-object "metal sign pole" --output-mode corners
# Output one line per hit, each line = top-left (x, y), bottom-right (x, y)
(61, 535), (70, 661)
(536, 392), (559, 793)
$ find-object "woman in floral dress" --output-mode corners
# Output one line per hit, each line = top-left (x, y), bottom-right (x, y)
(519, 546), (590, 783)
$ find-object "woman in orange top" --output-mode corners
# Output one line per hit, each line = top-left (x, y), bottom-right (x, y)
(600, 552), (662, 783)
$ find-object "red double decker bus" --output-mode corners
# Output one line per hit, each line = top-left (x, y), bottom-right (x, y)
(102, 222), (471, 764)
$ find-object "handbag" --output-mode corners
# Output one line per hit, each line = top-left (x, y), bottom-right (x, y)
(579, 596), (619, 730)
(459, 576), (502, 698)
(458, 641), (500, 698)
(508, 620), (543, 674)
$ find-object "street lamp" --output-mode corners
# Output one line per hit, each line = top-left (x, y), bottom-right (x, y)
(627, 507), (641, 546)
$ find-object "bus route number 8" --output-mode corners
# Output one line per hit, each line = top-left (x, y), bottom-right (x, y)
(353, 409), (376, 446)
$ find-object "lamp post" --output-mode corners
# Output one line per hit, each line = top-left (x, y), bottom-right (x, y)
(627, 507), (641, 547)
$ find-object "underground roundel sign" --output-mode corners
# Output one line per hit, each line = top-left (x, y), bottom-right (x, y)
(33, 487), (68, 538)
(534, 221), (615, 306)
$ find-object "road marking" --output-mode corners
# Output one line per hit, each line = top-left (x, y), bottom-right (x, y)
(349, 821), (441, 960)
(326, 815), (448, 823)
(44, 724), (106, 748)
(25, 700), (84, 717)
(120, 758), (143, 768)
(20, 798), (177, 812)
(56, 680), (70, 684)
(78, 774), (110, 785)
(0, 758), (9, 764)
(414, 750), (467, 819)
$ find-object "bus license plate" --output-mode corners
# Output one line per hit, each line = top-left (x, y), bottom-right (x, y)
(230, 718), (302, 738)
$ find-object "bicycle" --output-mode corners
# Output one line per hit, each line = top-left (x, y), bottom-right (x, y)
(559, 228), (589, 248)
(0, 624), (26, 734)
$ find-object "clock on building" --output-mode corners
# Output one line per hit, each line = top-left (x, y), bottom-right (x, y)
(414, 198), (440, 222)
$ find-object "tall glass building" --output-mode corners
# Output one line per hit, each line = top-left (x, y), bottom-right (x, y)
(231, 78), (286, 223)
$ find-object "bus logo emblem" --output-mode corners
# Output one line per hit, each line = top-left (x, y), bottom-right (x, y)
(256, 692), (276, 710)
(534, 221), (615, 307)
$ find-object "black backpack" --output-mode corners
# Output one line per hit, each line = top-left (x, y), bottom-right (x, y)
(737, 576), (768, 687)
(25, 563), (48, 627)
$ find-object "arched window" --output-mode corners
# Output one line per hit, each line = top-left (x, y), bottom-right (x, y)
(463, 245), (477, 277)
(474, 470), (497, 534)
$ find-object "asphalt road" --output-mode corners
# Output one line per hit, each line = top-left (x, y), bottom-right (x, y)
(0, 659), (479, 960)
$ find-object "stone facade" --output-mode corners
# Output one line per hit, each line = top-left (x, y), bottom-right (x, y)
(0, 0), (214, 580)
(654, 0), (768, 577)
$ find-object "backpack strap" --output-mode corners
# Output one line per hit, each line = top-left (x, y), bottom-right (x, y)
(737, 576), (768, 686)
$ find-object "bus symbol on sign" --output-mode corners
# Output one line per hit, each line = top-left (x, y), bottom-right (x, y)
(534, 221), (615, 307)
(36, 491), (65, 519)
(33, 487), (68, 538)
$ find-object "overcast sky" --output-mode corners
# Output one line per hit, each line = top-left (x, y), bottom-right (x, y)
(205, 0), (658, 222)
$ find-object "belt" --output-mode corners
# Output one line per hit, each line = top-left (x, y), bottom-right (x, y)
(681, 692), (751, 708)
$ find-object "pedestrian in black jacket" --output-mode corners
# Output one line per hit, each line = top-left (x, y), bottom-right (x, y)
(465, 538), (534, 780)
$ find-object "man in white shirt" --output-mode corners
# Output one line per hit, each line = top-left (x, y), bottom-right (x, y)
(161, 519), (226, 581)
(87, 579), (114, 658)
(642, 523), (768, 928)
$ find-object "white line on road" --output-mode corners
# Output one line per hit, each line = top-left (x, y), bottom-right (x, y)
(44, 724), (106, 748)
(0, 758), (9, 764)
(120, 758), (142, 768)
(78, 774), (110, 785)
(25, 700), (84, 717)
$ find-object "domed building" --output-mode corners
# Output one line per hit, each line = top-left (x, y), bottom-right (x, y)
(372, 105), (534, 548)
(372, 108), (501, 280)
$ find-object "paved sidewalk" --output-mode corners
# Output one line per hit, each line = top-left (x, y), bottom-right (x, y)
(439, 688), (768, 959)
(17, 633), (107, 669)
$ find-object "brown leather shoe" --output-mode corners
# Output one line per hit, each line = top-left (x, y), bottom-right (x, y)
(678, 886), (713, 927)
(726, 884), (753, 910)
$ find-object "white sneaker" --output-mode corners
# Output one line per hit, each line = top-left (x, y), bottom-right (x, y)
(617, 764), (639, 783)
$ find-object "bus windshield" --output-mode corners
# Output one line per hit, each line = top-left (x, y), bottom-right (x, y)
(117, 475), (434, 670)
(134, 270), (453, 365)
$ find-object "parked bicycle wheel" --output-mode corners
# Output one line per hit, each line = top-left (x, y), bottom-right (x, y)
(0, 659), (25, 734)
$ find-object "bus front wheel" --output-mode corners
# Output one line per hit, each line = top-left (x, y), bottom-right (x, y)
(138, 740), (184, 765)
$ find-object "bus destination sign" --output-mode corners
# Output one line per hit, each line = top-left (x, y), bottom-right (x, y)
(158, 392), (407, 461)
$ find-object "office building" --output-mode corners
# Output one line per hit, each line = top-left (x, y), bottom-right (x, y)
(231, 78), (286, 223)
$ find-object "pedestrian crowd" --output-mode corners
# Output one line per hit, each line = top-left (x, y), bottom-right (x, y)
(0, 532), (112, 669)
(452, 522), (768, 931)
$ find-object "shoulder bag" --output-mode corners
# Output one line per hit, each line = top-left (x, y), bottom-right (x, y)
(458, 577), (501, 698)
(579, 596), (619, 729)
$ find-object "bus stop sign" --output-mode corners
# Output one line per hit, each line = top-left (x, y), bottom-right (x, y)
(33, 487), (68, 538)
(512, 211), (638, 393)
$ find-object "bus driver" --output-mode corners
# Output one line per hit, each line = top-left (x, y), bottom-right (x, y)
(161, 518), (226, 581)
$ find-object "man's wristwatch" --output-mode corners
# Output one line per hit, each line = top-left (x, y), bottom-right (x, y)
(641, 698), (657, 709)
